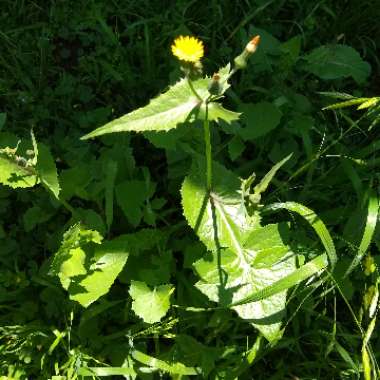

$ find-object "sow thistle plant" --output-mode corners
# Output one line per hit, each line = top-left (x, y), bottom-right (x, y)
(0, 35), (344, 375)
(78, 37), (336, 335)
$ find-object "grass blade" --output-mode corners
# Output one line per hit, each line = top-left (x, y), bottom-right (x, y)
(264, 201), (337, 268)
(230, 254), (328, 306)
(131, 349), (199, 375)
(345, 190), (379, 277)
(78, 367), (136, 376)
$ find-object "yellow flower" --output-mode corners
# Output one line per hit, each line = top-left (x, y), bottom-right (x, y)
(171, 36), (204, 63)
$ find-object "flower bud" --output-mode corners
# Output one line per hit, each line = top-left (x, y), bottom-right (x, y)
(233, 35), (261, 71)
(208, 73), (222, 95)
(245, 35), (261, 53)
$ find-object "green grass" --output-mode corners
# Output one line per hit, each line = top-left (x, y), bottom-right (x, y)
(1, 0), (380, 379)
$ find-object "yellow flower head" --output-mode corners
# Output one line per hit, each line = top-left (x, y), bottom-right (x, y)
(171, 36), (204, 63)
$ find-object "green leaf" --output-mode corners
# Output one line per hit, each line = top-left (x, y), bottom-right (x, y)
(105, 160), (118, 232)
(36, 143), (60, 199)
(193, 230), (296, 342)
(239, 102), (282, 140)
(318, 91), (356, 100)
(0, 155), (37, 188)
(75, 208), (107, 236)
(129, 280), (174, 323)
(230, 254), (328, 306)
(23, 206), (53, 232)
(304, 44), (371, 84)
(247, 27), (281, 73)
(174, 334), (222, 376)
(181, 158), (249, 253)
(323, 98), (370, 111)
(78, 367), (136, 376)
(51, 225), (133, 307)
(253, 153), (292, 196)
(132, 349), (199, 375)
(182, 159), (297, 341)
(345, 190), (379, 276)
(0, 133), (38, 189)
(60, 164), (93, 200)
(264, 202), (337, 268)
(206, 102), (240, 124)
(357, 98), (379, 110)
(71, 237), (131, 307)
(228, 136), (245, 161)
(50, 224), (103, 285)
(81, 76), (239, 139)
(115, 180), (147, 227)
(215, 63), (232, 95)
(81, 78), (206, 139)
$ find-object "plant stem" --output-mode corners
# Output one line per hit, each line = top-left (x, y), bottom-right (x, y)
(203, 101), (212, 191)
(186, 76), (202, 102)
(185, 74), (212, 190)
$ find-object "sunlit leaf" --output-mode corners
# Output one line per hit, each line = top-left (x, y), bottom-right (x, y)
(129, 280), (174, 323)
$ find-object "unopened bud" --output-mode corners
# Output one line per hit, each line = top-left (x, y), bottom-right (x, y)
(233, 35), (261, 71)
(208, 73), (222, 95)
(245, 35), (261, 53)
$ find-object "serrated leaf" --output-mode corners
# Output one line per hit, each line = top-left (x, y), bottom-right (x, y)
(215, 63), (232, 95)
(36, 143), (60, 199)
(129, 280), (174, 323)
(206, 102), (240, 124)
(181, 158), (250, 253)
(82, 76), (239, 139)
(304, 44), (370, 84)
(193, 230), (295, 342)
(81, 77), (208, 139)
(182, 159), (296, 341)
(230, 254), (328, 306)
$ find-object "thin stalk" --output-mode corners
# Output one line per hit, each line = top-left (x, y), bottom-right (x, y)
(186, 76), (202, 101)
(185, 74), (212, 190)
(203, 101), (212, 191)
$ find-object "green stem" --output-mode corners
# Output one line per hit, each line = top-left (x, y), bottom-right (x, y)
(186, 76), (202, 102)
(203, 102), (212, 191)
